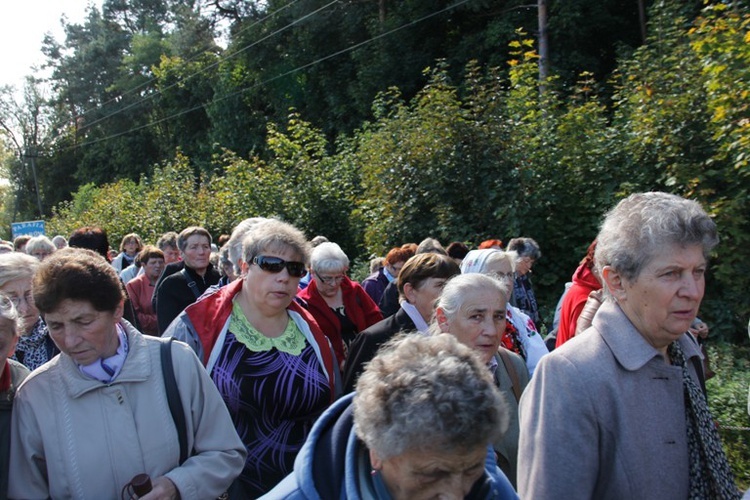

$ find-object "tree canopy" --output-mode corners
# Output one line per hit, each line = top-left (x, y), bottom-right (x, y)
(1, 0), (749, 340)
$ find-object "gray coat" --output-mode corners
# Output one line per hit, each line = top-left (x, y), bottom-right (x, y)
(518, 299), (703, 500)
(492, 350), (529, 489)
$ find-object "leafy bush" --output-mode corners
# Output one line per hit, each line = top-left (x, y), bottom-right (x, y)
(707, 342), (750, 490)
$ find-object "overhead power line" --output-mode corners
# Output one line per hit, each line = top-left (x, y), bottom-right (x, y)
(71, 0), (309, 131)
(67, 0), (474, 151)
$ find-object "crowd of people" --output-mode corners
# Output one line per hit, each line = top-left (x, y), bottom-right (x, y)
(0, 191), (743, 499)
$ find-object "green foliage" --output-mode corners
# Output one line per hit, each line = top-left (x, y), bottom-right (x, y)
(41, 1), (750, 342)
(706, 342), (750, 490)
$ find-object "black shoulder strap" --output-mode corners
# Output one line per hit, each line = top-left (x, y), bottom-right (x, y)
(181, 268), (202, 300)
(161, 338), (188, 464)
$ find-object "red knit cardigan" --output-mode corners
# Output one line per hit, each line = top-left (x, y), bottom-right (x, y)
(297, 276), (383, 365)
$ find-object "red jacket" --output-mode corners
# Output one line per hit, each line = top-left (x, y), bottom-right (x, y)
(556, 263), (602, 348)
(184, 279), (337, 398)
(297, 277), (383, 365)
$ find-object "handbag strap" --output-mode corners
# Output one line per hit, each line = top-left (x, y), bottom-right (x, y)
(497, 348), (522, 403)
(181, 268), (202, 300)
(161, 338), (188, 464)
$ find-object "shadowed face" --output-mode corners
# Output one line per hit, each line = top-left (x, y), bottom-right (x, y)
(372, 445), (487, 500)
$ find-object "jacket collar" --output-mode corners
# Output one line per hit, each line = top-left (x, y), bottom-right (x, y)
(593, 299), (702, 371)
(58, 321), (151, 398)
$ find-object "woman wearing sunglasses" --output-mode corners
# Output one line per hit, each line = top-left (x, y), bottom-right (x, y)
(297, 242), (382, 366)
(163, 219), (339, 497)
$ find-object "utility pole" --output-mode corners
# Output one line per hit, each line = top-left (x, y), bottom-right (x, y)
(538, 0), (549, 87)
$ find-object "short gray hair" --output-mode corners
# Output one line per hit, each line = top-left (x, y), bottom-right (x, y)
(227, 218), (268, 274)
(595, 192), (718, 284)
(25, 236), (56, 256)
(0, 253), (39, 288)
(242, 219), (310, 266)
(51, 235), (68, 249)
(310, 242), (349, 274)
(353, 333), (506, 460)
(0, 294), (22, 337)
(430, 273), (509, 335)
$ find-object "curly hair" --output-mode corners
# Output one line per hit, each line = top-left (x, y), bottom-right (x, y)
(242, 219), (310, 266)
(595, 192), (718, 284)
(353, 333), (507, 459)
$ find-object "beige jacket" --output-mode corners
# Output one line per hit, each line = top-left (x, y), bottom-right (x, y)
(9, 322), (246, 499)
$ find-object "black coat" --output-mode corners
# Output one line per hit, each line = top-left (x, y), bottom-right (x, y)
(341, 307), (416, 394)
(155, 264), (220, 334)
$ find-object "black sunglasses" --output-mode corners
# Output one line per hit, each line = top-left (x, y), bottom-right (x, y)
(252, 256), (307, 278)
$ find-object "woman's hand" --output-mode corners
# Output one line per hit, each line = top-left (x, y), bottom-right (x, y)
(139, 476), (179, 500)
(689, 321), (709, 339)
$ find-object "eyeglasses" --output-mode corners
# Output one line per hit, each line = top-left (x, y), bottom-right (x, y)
(315, 273), (346, 286)
(7, 291), (33, 308)
(252, 256), (307, 278)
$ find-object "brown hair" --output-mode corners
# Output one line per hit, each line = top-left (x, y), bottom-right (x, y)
(33, 248), (125, 314)
(397, 253), (461, 299)
(138, 245), (165, 265)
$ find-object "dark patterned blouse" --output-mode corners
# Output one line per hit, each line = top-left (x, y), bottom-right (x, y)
(211, 302), (331, 497)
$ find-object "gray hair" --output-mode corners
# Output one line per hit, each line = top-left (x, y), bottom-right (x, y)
(429, 273), (509, 335)
(156, 231), (178, 251)
(310, 242), (349, 274)
(416, 237), (447, 256)
(242, 219), (310, 266)
(25, 236), (56, 256)
(51, 235), (68, 249)
(595, 192), (718, 284)
(506, 237), (541, 260)
(227, 218), (268, 274)
(0, 253), (39, 288)
(354, 333), (506, 459)
(0, 294), (22, 337)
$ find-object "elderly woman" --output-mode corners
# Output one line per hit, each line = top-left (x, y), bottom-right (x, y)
(0, 295), (29, 499)
(24, 235), (56, 261)
(297, 242), (382, 365)
(125, 246), (165, 335)
(163, 219), (338, 497)
(8, 248), (245, 499)
(343, 252), (461, 393)
(518, 192), (740, 499)
(0, 253), (59, 370)
(432, 273), (529, 487)
(156, 226), (221, 334)
(461, 249), (548, 377)
(263, 333), (518, 499)
(112, 233), (143, 273)
(506, 237), (542, 325)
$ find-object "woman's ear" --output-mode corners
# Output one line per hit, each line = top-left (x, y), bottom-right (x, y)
(369, 449), (383, 470)
(240, 260), (249, 275)
(114, 300), (125, 323)
(602, 266), (626, 301)
(436, 307), (450, 333)
(402, 282), (416, 304)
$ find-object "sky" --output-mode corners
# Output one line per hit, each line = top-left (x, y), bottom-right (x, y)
(0, 0), (103, 90)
